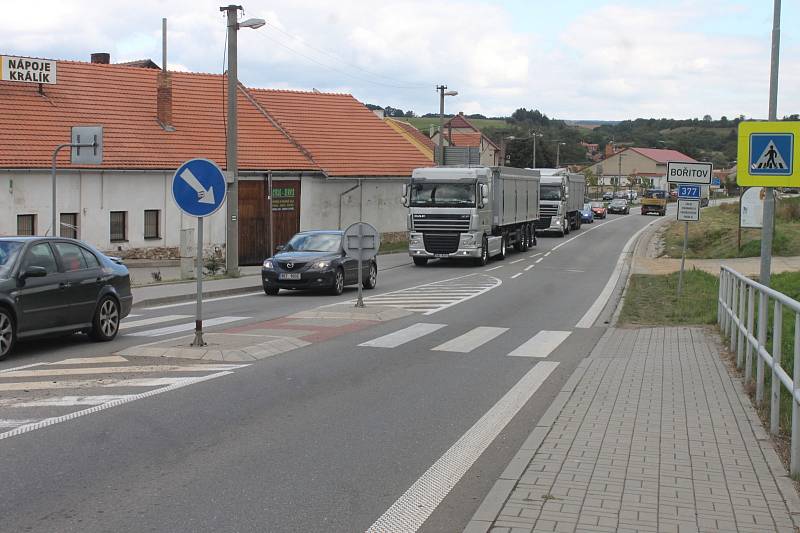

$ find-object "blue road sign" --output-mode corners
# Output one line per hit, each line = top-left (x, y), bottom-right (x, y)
(677, 184), (701, 199)
(171, 158), (227, 217)
(711, 177), (721, 187)
(749, 133), (793, 176)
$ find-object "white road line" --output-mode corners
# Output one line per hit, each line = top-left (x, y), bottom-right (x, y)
(46, 356), (129, 366)
(121, 314), (192, 330)
(367, 361), (559, 533)
(510, 273), (522, 279)
(0, 363), (246, 379)
(544, 251), (551, 257)
(508, 330), (572, 358)
(528, 252), (543, 258)
(575, 217), (662, 328)
(143, 292), (263, 310)
(126, 314), (141, 318)
(0, 395), (135, 408)
(432, 326), (508, 353)
(0, 419), (37, 429)
(524, 265), (534, 272)
(509, 258), (525, 264)
(126, 316), (248, 337)
(565, 269), (585, 273)
(485, 265), (503, 271)
(535, 258), (544, 264)
(359, 323), (447, 348)
(0, 371), (236, 441)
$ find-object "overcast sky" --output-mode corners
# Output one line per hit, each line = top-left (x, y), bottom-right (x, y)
(3, 0), (798, 121)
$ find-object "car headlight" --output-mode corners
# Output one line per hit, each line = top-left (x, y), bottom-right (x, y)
(311, 260), (330, 269)
(263, 259), (273, 268)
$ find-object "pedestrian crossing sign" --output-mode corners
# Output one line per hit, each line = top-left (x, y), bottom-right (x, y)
(738, 121), (800, 186)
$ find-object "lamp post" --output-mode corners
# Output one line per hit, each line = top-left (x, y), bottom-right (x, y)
(221, 4), (265, 276)
(552, 141), (566, 168)
(531, 131), (543, 168)
(436, 85), (458, 164)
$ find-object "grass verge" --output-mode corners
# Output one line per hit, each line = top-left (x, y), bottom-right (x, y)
(379, 239), (408, 254)
(662, 197), (800, 259)
(618, 270), (719, 326)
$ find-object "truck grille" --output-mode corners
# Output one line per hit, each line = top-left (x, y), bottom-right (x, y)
(412, 214), (470, 232)
(539, 204), (558, 217)
(423, 233), (460, 254)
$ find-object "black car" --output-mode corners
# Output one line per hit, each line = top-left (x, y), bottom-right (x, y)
(602, 191), (614, 201)
(261, 230), (377, 295)
(0, 237), (132, 360)
(608, 198), (630, 214)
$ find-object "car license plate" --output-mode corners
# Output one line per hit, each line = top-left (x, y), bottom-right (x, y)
(279, 273), (301, 280)
(434, 253), (449, 258)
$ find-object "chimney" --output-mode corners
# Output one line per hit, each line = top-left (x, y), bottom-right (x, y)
(91, 53), (110, 64)
(157, 71), (174, 131)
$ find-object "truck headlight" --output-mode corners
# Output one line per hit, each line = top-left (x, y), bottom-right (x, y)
(554, 219), (561, 225)
(410, 233), (423, 246)
(459, 234), (476, 245)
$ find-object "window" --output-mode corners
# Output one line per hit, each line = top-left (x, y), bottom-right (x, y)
(17, 214), (36, 236)
(60, 213), (78, 239)
(54, 242), (88, 272)
(22, 243), (58, 274)
(110, 211), (127, 242)
(144, 209), (160, 239)
(80, 247), (100, 268)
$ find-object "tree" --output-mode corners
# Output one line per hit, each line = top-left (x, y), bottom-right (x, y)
(703, 114), (713, 122)
(583, 168), (598, 187)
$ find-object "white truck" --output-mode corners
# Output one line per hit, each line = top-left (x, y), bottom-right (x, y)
(403, 166), (540, 266)
(534, 169), (586, 237)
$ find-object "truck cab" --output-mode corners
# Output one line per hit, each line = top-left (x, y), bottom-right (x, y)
(641, 189), (667, 216)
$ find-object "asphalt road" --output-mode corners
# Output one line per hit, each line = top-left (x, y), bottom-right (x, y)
(0, 209), (667, 533)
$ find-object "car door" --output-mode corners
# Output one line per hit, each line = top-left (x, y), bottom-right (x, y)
(15, 242), (70, 335)
(52, 241), (103, 325)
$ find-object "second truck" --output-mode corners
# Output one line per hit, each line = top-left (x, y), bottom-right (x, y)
(535, 169), (586, 237)
(403, 166), (540, 266)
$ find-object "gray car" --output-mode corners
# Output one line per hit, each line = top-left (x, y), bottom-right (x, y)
(0, 237), (132, 360)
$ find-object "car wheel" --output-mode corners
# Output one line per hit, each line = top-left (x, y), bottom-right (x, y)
(0, 308), (16, 361)
(413, 257), (428, 266)
(475, 236), (489, 266)
(264, 285), (280, 295)
(90, 296), (120, 342)
(363, 262), (377, 289)
(330, 268), (345, 295)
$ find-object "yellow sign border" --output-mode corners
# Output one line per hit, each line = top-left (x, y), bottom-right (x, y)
(737, 121), (800, 187)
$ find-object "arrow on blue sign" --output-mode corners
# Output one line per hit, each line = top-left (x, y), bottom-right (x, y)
(171, 158), (227, 217)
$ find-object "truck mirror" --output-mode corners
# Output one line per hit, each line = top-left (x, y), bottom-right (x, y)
(401, 184), (409, 207)
(480, 184), (489, 206)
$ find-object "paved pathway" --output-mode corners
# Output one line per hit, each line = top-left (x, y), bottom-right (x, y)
(466, 327), (800, 533)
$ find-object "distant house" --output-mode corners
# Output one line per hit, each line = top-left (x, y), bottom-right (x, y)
(583, 147), (697, 187)
(431, 112), (500, 166)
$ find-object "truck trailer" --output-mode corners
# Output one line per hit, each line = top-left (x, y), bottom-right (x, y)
(535, 169), (586, 237)
(403, 166), (540, 266)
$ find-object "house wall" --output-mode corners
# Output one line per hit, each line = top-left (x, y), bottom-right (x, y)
(299, 176), (407, 241)
(0, 170), (227, 257)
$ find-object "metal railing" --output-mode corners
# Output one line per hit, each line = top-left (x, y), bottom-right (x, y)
(718, 266), (800, 476)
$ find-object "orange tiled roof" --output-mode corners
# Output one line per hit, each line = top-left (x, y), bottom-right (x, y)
(385, 118), (434, 161)
(249, 89), (432, 176)
(0, 60), (318, 171)
(448, 131), (483, 147)
(444, 114), (476, 130)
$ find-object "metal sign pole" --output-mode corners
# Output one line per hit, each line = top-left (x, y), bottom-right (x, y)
(191, 216), (205, 346)
(677, 221), (688, 296)
(356, 221), (364, 308)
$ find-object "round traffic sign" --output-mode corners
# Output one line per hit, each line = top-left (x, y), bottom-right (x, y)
(171, 158), (227, 217)
(343, 222), (380, 260)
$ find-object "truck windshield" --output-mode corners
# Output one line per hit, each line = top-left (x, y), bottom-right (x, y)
(540, 184), (562, 201)
(410, 182), (475, 207)
(645, 190), (666, 199)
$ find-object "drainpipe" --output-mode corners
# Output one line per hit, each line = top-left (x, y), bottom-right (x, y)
(338, 182), (360, 230)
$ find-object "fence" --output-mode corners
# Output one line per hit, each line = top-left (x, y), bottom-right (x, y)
(718, 266), (800, 476)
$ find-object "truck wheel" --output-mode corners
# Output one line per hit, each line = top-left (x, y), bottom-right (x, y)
(531, 229), (537, 247)
(498, 236), (507, 260)
(413, 257), (428, 266)
(515, 227), (527, 252)
(563, 218), (570, 235)
(475, 236), (489, 266)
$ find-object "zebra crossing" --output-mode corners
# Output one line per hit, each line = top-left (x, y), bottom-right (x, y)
(119, 314), (250, 337)
(0, 354), (248, 440)
(356, 273), (502, 315)
(359, 322), (571, 359)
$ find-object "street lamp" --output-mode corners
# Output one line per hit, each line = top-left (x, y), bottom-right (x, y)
(531, 131), (543, 168)
(436, 85), (458, 164)
(552, 141), (566, 168)
(221, 4), (265, 276)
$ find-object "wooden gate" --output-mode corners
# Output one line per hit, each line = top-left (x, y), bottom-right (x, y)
(238, 179), (301, 265)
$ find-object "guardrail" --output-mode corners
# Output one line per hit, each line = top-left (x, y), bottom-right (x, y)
(718, 266), (800, 476)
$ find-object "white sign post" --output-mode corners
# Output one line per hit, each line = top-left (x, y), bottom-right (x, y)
(344, 222), (380, 308)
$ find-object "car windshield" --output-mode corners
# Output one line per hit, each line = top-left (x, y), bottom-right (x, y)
(0, 241), (23, 278)
(611, 199), (627, 206)
(285, 233), (342, 252)
(409, 182), (476, 207)
(540, 184), (562, 201)
(591, 202), (604, 208)
(583, 203), (592, 210)
(645, 190), (666, 199)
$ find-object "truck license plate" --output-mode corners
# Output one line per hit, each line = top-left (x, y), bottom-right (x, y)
(279, 273), (301, 280)
(434, 254), (449, 258)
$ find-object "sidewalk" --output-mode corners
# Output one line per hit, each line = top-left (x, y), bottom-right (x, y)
(466, 327), (800, 533)
(130, 252), (412, 307)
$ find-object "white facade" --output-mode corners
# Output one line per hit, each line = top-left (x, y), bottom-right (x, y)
(0, 170), (227, 255)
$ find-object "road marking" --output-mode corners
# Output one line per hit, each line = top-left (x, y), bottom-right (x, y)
(143, 292), (263, 310)
(508, 330), (571, 358)
(565, 269), (585, 273)
(544, 251), (551, 257)
(367, 361), (559, 533)
(485, 265), (503, 271)
(0, 395), (135, 408)
(535, 258), (543, 264)
(0, 363), (246, 379)
(524, 265), (534, 272)
(46, 356), (129, 365)
(0, 419), (37, 429)
(511, 273), (522, 279)
(126, 316), (249, 337)
(359, 323), (447, 348)
(431, 326), (508, 353)
(120, 314), (192, 330)
(510, 258), (525, 264)
(126, 314), (141, 318)
(0, 371), (236, 441)
(528, 252), (543, 258)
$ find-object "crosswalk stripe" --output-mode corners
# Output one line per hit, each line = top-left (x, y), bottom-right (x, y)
(46, 356), (129, 365)
(0, 395), (135, 408)
(359, 323), (446, 348)
(508, 330), (571, 358)
(0, 376), (213, 392)
(126, 316), (248, 337)
(432, 326), (508, 353)
(0, 363), (245, 379)
(120, 314), (192, 330)
(0, 419), (37, 429)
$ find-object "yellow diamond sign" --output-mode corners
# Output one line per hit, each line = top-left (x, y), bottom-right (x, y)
(737, 121), (800, 187)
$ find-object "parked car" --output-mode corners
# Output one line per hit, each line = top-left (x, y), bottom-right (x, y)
(608, 198), (630, 214)
(0, 237), (132, 360)
(602, 191), (614, 201)
(590, 201), (607, 219)
(613, 191), (628, 199)
(580, 203), (595, 224)
(261, 230), (377, 295)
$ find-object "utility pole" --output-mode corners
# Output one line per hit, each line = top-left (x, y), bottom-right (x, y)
(222, 4), (240, 276)
(435, 85), (457, 165)
(616, 151), (626, 194)
(761, 0), (781, 287)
